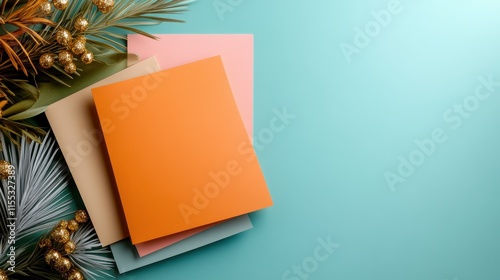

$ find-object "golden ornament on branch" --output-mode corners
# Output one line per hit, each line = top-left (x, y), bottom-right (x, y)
(54, 257), (73, 274)
(75, 210), (89, 223)
(71, 40), (86, 55)
(45, 249), (62, 265)
(64, 241), (76, 254)
(39, 1), (53, 15)
(65, 269), (84, 280)
(0, 160), (11, 179)
(39, 238), (52, 249)
(80, 50), (94, 64)
(74, 17), (89, 32)
(57, 220), (69, 229)
(67, 219), (79, 232)
(75, 35), (87, 45)
(58, 50), (74, 65)
(97, 0), (115, 13)
(64, 62), (77, 74)
(53, 0), (70, 10)
(40, 210), (90, 279)
(39, 53), (54, 69)
(56, 29), (72, 46)
(51, 227), (70, 244)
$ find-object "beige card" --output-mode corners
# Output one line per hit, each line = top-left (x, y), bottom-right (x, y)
(46, 57), (160, 246)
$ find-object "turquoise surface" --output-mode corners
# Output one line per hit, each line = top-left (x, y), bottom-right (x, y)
(118, 0), (500, 279)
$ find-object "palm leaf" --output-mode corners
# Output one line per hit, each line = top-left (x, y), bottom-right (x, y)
(0, 132), (74, 278)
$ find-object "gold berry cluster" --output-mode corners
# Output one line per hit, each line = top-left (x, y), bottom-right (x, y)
(38, 0), (115, 73)
(39, 210), (90, 280)
(92, 0), (115, 14)
(0, 160), (10, 179)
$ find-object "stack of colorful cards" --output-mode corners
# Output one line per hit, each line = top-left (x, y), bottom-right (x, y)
(46, 34), (273, 273)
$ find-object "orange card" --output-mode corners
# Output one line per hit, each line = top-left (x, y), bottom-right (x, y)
(92, 56), (273, 244)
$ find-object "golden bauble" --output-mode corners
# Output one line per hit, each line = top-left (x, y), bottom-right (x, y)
(75, 35), (87, 44)
(57, 220), (68, 229)
(71, 40), (86, 55)
(64, 240), (76, 254)
(54, 257), (72, 274)
(80, 50), (94, 65)
(56, 29), (72, 46)
(67, 219), (79, 232)
(64, 62), (77, 74)
(75, 210), (89, 223)
(66, 269), (84, 280)
(39, 1), (52, 15)
(39, 238), (52, 249)
(45, 249), (62, 265)
(98, 0), (114, 13)
(0, 160), (10, 179)
(0, 269), (7, 280)
(53, 0), (69, 10)
(39, 53), (54, 69)
(51, 227), (70, 243)
(74, 17), (89, 32)
(58, 50), (73, 65)
(92, 0), (102, 5)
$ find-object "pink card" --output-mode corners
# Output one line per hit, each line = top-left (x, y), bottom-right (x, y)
(135, 221), (223, 256)
(127, 34), (254, 257)
(127, 34), (253, 138)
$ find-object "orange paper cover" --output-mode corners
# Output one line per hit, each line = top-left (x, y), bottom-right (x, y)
(92, 56), (273, 244)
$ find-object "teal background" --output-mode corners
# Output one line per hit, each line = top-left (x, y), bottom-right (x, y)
(117, 0), (500, 279)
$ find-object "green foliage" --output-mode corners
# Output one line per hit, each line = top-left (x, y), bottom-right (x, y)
(0, 0), (193, 144)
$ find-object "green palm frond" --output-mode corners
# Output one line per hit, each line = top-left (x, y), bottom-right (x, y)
(0, 132), (71, 242)
(0, 132), (72, 279)
(1, 0), (195, 144)
(70, 223), (115, 280)
(0, 133), (115, 279)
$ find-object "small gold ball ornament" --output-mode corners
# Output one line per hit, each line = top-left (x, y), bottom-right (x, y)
(0, 160), (10, 179)
(71, 40), (86, 55)
(74, 17), (89, 32)
(45, 249), (62, 265)
(92, 0), (102, 5)
(54, 257), (72, 273)
(80, 50), (94, 64)
(51, 227), (70, 243)
(0, 269), (7, 280)
(39, 53), (54, 69)
(56, 29), (72, 46)
(39, 238), (52, 249)
(53, 0), (69, 10)
(67, 219), (79, 232)
(39, 1), (52, 15)
(98, 0), (114, 13)
(58, 50), (73, 65)
(64, 62), (77, 74)
(64, 240), (76, 254)
(75, 35), (87, 44)
(57, 220), (69, 229)
(66, 269), (84, 280)
(75, 210), (89, 223)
